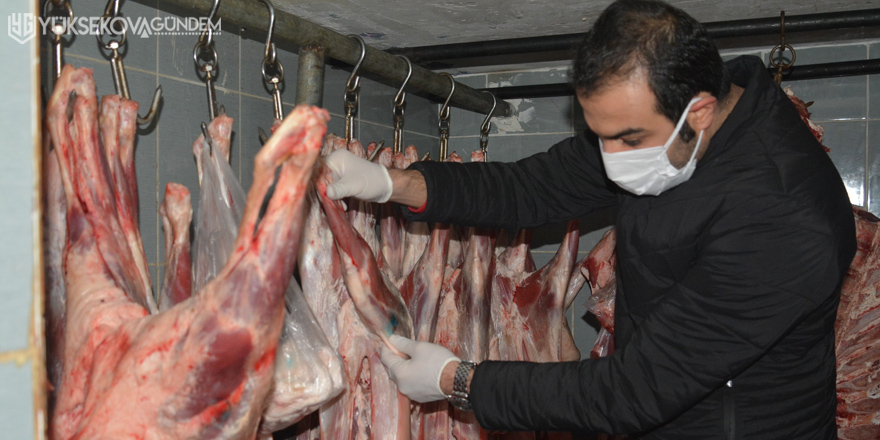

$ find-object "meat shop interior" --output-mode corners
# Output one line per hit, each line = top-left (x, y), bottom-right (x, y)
(4, 0), (880, 438)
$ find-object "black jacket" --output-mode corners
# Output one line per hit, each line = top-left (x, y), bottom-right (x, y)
(404, 56), (857, 439)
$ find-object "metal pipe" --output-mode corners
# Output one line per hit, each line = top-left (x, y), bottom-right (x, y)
(778, 58), (880, 81)
(388, 8), (880, 64)
(478, 59), (880, 99)
(706, 9), (880, 39)
(296, 44), (325, 107)
(159, 0), (510, 117)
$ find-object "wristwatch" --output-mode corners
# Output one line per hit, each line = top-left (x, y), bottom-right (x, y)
(447, 360), (477, 411)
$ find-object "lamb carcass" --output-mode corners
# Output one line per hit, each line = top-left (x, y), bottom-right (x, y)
(48, 64), (327, 439)
(157, 183), (192, 311)
(315, 165), (414, 440)
(187, 113), (344, 435)
(835, 208), (880, 439)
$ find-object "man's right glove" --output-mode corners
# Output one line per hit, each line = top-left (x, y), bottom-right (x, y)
(324, 149), (394, 202)
(380, 335), (460, 403)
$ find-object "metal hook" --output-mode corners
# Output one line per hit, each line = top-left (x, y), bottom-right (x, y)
(439, 72), (455, 121)
(394, 56), (412, 106)
(259, 0), (283, 121)
(194, 0), (222, 120)
(392, 55), (412, 154)
(438, 72), (455, 159)
(97, 0), (162, 127)
(345, 35), (366, 144)
(480, 91), (497, 134)
(346, 35), (367, 93)
(200, 121), (220, 158)
(479, 91), (496, 160)
(769, 10), (796, 85)
(367, 140), (386, 162)
(260, 0), (276, 65)
(136, 89), (163, 126)
(198, 0), (221, 48)
(98, 0), (126, 50)
(43, 0), (73, 81)
(102, 0), (120, 20)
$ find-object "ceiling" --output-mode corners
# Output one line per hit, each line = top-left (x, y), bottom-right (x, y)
(273, 0), (880, 51)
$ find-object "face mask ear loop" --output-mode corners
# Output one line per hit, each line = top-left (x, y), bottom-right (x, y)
(664, 97), (703, 150)
(688, 130), (703, 162)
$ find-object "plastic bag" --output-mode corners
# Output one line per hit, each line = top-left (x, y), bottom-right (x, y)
(192, 140), (246, 292)
(259, 280), (346, 434)
(191, 132), (345, 434)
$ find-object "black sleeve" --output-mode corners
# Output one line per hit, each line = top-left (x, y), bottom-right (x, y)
(402, 131), (617, 231)
(469, 194), (852, 434)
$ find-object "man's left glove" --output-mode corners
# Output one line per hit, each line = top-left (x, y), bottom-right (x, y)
(379, 335), (460, 403)
(324, 149), (394, 202)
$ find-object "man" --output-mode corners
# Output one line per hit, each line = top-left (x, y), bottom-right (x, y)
(324, 0), (856, 438)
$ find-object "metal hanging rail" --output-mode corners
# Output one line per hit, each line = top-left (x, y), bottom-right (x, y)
(159, 0), (511, 117)
(477, 59), (880, 100)
(387, 8), (880, 65)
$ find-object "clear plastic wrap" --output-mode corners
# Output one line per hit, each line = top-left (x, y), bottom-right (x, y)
(260, 280), (346, 433)
(191, 132), (345, 434)
(192, 141), (246, 293)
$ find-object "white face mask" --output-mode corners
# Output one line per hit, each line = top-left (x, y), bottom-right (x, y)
(599, 97), (704, 196)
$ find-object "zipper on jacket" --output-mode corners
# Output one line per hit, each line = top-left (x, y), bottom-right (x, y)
(723, 380), (735, 440)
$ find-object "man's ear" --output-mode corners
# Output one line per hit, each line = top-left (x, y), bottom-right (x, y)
(689, 93), (717, 132)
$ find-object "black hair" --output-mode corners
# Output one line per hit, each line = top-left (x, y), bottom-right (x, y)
(571, 0), (730, 141)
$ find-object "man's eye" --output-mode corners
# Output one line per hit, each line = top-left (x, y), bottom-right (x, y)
(623, 139), (641, 147)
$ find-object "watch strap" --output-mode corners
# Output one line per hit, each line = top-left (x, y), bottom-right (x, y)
(447, 361), (477, 411)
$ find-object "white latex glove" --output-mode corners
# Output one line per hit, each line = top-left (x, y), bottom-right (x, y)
(324, 149), (394, 202)
(379, 335), (460, 403)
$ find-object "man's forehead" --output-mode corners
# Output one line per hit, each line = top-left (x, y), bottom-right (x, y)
(578, 75), (668, 138)
(580, 74), (655, 107)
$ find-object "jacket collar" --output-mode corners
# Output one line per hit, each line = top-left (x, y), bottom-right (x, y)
(701, 55), (780, 165)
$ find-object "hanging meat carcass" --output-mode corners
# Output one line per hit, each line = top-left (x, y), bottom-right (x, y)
(444, 150), (497, 440)
(784, 87), (829, 152)
(399, 146), (431, 277)
(412, 151), (465, 440)
(377, 145), (407, 283)
(186, 112), (345, 436)
(157, 183), (193, 311)
(423, 261), (464, 440)
(315, 161), (415, 440)
(487, 223), (580, 440)
(47, 64), (327, 439)
(297, 187), (349, 440)
(584, 229), (617, 359)
(318, 161), (414, 355)
(836, 208), (880, 439)
(492, 221), (580, 365)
